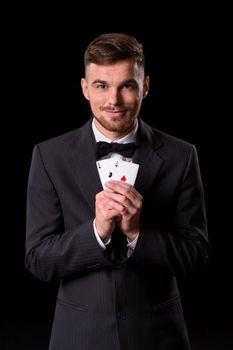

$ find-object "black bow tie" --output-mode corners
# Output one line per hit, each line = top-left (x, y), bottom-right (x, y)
(96, 141), (136, 160)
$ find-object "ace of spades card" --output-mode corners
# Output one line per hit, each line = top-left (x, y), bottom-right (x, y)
(96, 158), (139, 189)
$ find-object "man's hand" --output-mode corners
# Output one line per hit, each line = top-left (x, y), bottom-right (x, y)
(103, 180), (143, 241)
(95, 190), (122, 241)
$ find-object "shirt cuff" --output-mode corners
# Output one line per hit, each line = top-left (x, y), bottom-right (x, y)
(127, 233), (139, 250)
(93, 219), (111, 249)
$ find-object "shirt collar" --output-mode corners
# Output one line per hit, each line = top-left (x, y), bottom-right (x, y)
(92, 118), (138, 144)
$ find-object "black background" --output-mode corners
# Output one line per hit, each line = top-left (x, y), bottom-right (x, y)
(1, 11), (233, 350)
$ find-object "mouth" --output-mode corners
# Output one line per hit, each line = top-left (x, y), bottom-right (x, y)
(104, 109), (127, 118)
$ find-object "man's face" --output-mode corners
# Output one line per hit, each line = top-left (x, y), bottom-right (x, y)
(81, 59), (149, 139)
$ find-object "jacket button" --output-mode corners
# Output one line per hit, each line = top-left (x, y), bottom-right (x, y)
(117, 311), (126, 320)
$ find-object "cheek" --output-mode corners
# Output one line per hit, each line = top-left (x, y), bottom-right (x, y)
(126, 89), (143, 102)
(89, 91), (105, 104)
(89, 96), (103, 112)
(121, 92), (136, 106)
(130, 97), (143, 115)
(129, 94), (143, 108)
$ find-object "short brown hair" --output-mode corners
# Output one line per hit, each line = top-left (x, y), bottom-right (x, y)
(84, 33), (145, 69)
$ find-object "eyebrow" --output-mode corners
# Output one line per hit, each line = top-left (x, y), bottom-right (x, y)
(92, 79), (137, 87)
(92, 80), (107, 86)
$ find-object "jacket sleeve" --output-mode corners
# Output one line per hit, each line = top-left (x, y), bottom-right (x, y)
(128, 145), (209, 279)
(25, 145), (112, 281)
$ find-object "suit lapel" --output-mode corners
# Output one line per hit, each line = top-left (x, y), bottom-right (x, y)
(133, 119), (164, 196)
(68, 119), (102, 214)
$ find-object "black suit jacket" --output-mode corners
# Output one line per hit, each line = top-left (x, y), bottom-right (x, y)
(25, 118), (209, 350)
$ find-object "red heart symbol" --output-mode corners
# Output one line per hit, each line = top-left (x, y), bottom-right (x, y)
(120, 176), (126, 182)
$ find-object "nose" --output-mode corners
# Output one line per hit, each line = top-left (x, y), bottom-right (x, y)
(107, 88), (122, 105)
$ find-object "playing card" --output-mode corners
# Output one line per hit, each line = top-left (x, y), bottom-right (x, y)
(96, 158), (139, 189)
(96, 159), (114, 189)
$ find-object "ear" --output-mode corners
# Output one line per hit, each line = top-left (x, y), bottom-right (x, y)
(81, 78), (89, 100)
(143, 76), (150, 98)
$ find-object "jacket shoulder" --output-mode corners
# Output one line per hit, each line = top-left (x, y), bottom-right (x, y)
(154, 128), (194, 150)
(34, 120), (92, 156)
(141, 120), (195, 151)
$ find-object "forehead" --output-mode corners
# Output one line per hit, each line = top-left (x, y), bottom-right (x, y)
(85, 60), (144, 82)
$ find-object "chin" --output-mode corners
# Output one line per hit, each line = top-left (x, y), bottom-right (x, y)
(94, 114), (136, 135)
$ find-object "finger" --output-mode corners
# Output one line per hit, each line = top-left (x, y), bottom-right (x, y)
(96, 192), (123, 215)
(97, 199), (119, 212)
(97, 202), (122, 220)
(103, 190), (135, 212)
(106, 196), (139, 218)
(105, 180), (132, 191)
(108, 199), (128, 215)
(105, 180), (140, 197)
(105, 181), (143, 209)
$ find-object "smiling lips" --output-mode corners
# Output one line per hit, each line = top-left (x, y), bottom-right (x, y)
(103, 108), (127, 117)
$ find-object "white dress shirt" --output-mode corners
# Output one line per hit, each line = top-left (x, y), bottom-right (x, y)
(92, 118), (139, 254)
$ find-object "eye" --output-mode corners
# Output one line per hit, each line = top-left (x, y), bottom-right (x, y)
(123, 84), (132, 89)
(122, 83), (137, 90)
(96, 84), (107, 90)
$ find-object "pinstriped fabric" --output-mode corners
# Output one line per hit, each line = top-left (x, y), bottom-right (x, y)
(49, 300), (121, 350)
(25, 119), (207, 350)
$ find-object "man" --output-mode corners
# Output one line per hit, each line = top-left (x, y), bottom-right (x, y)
(25, 33), (209, 350)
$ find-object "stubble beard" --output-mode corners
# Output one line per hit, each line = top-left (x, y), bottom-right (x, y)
(93, 113), (136, 135)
